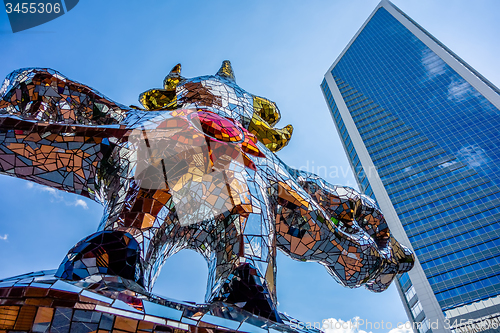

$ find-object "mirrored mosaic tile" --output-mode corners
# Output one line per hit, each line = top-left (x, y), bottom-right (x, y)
(0, 61), (414, 332)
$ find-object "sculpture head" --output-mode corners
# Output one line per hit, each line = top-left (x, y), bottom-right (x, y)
(138, 61), (293, 152)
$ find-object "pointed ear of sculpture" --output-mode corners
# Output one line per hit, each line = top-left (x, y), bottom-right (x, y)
(163, 63), (183, 90)
(249, 96), (293, 152)
(216, 60), (236, 82)
(139, 64), (183, 110)
(170, 63), (181, 75)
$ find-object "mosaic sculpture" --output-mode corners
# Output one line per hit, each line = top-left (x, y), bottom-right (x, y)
(0, 62), (414, 332)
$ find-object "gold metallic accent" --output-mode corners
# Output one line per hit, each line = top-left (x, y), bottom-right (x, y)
(140, 64), (183, 111)
(248, 96), (292, 151)
(163, 63), (182, 90)
(265, 259), (276, 298)
(216, 60), (236, 82)
(253, 96), (280, 127)
(139, 89), (177, 111)
(248, 111), (293, 152)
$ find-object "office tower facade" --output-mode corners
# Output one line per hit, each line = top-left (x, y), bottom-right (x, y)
(321, 2), (500, 333)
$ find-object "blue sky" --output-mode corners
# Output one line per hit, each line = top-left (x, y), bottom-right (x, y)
(0, 1), (499, 332)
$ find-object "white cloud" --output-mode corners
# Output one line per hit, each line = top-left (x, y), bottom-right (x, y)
(26, 183), (90, 209)
(0, 234), (7, 241)
(439, 160), (459, 169)
(457, 144), (489, 167)
(447, 77), (477, 102)
(323, 317), (371, 333)
(74, 199), (88, 209)
(40, 186), (58, 195)
(388, 325), (414, 333)
(421, 49), (479, 103)
(421, 49), (446, 81)
(40, 187), (55, 193)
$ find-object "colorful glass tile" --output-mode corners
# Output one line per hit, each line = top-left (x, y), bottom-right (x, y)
(0, 61), (414, 332)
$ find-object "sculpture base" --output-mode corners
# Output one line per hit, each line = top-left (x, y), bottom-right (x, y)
(0, 271), (320, 333)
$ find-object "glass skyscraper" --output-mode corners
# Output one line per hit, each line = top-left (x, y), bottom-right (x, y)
(321, 1), (500, 333)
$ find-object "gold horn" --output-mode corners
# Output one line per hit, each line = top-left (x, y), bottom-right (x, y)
(170, 63), (181, 74)
(216, 60), (236, 82)
(248, 112), (293, 152)
(139, 64), (182, 110)
(163, 64), (182, 90)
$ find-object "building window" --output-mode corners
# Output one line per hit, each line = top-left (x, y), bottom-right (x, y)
(411, 300), (423, 318)
(405, 285), (416, 302)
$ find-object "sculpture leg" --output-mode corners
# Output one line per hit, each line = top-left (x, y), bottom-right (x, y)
(204, 213), (281, 322)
